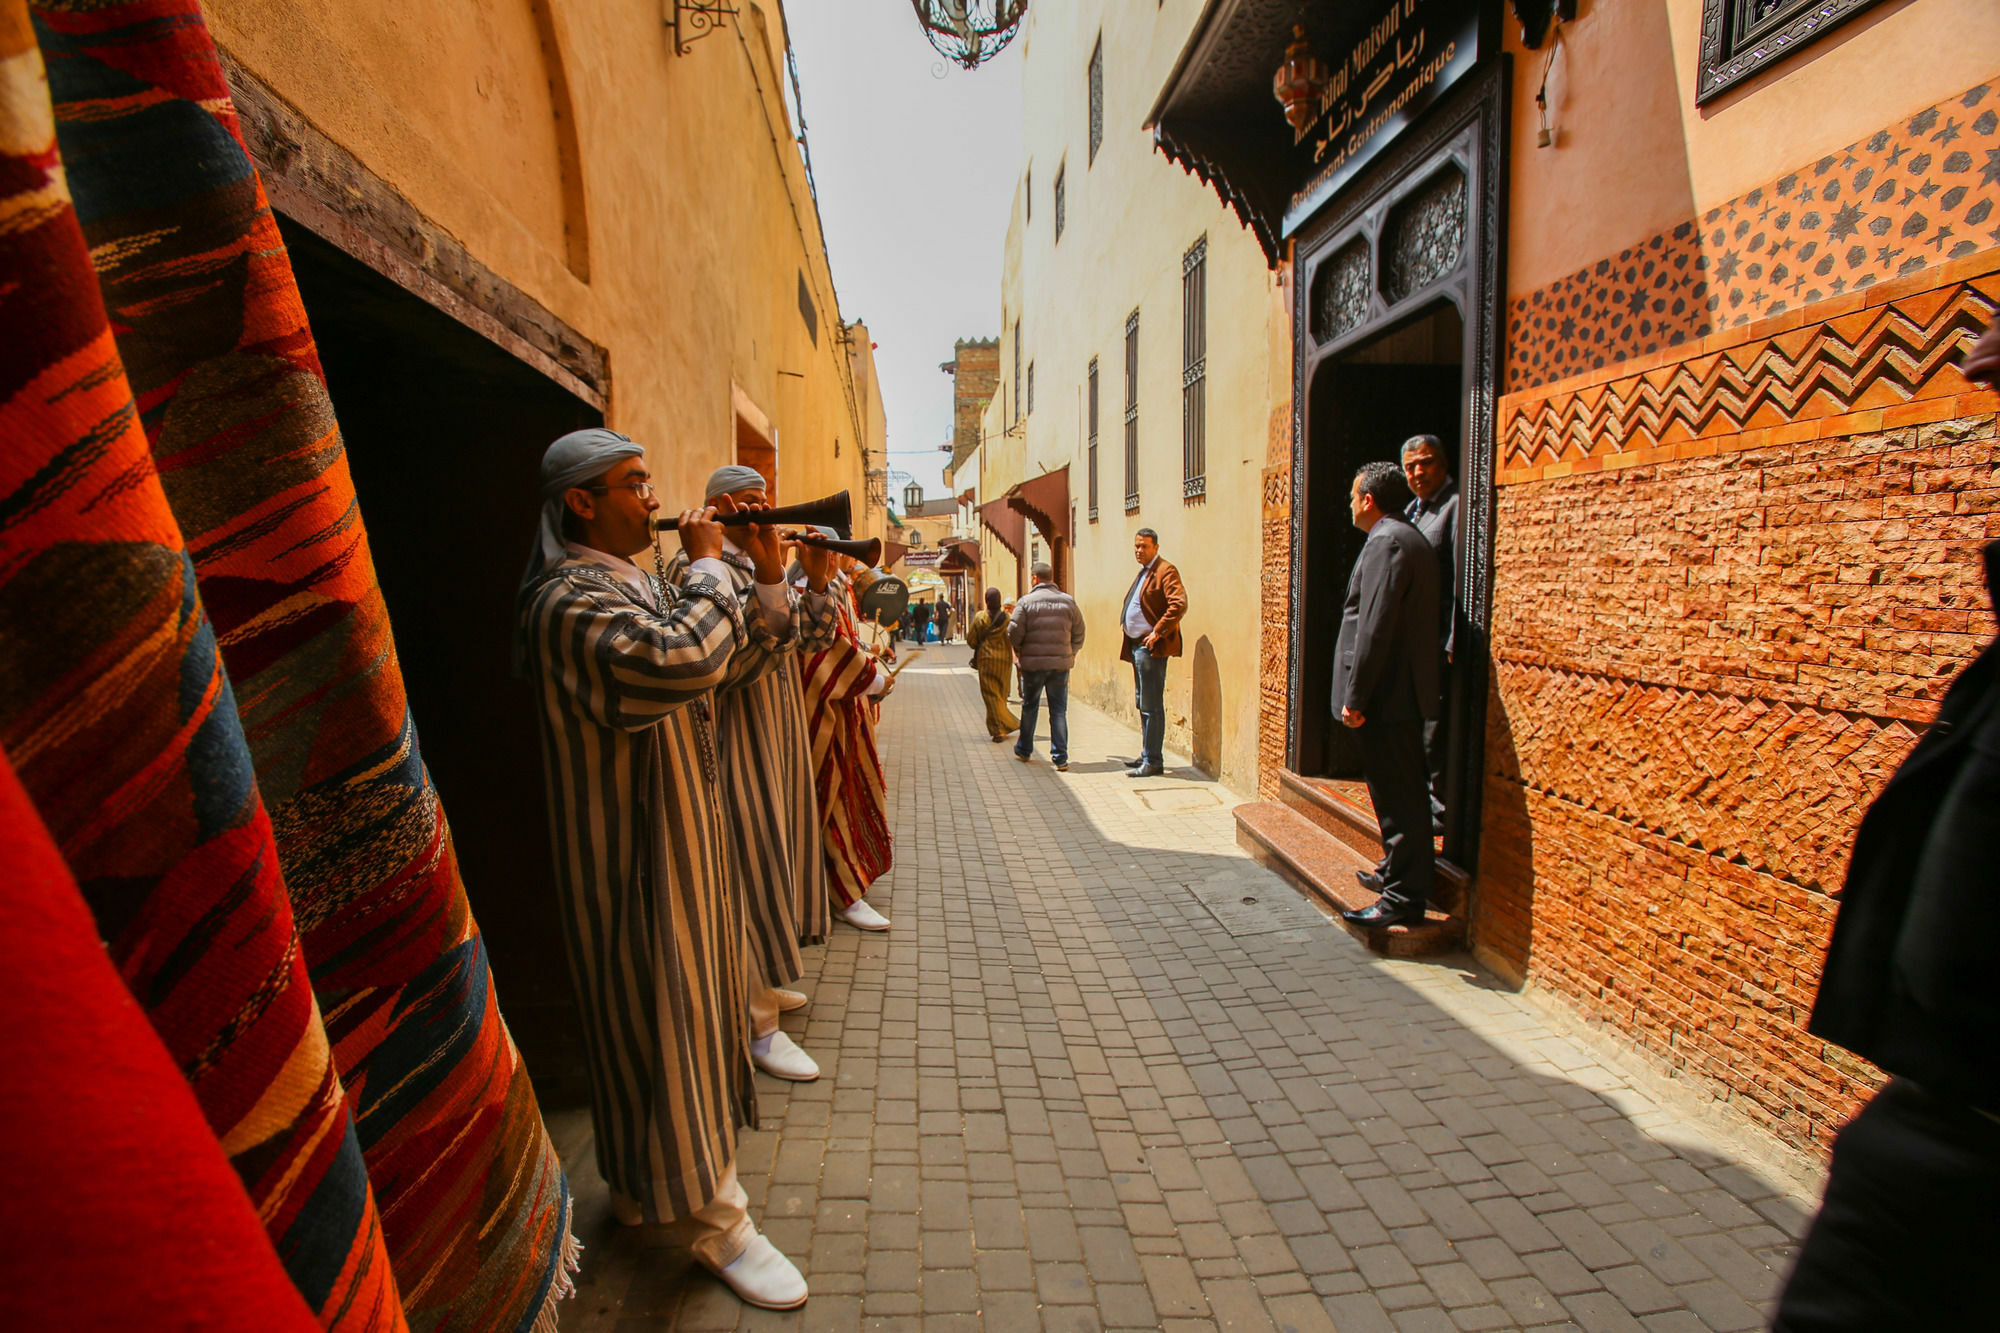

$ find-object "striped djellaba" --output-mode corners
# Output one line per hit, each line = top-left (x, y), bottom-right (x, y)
(802, 580), (894, 910)
(524, 556), (782, 1220)
(666, 549), (840, 985)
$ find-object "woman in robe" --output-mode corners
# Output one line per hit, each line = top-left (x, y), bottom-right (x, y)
(965, 587), (1019, 743)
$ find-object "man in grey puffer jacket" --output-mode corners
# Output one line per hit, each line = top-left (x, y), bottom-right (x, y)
(1006, 562), (1086, 771)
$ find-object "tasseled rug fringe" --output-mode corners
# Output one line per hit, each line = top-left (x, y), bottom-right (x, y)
(528, 1227), (585, 1333)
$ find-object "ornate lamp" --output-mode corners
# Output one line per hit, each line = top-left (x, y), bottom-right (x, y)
(910, 0), (1028, 72)
(1272, 24), (1330, 133)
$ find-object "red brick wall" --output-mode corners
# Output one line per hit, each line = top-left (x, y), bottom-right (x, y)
(1480, 252), (2000, 1151)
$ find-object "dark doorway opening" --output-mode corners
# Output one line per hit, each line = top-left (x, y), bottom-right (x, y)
(1296, 301), (1463, 802)
(282, 217), (601, 1109)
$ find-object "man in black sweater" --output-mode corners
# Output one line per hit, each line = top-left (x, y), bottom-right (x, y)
(1331, 461), (1441, 928)
(1773, 321), (2000, 1329)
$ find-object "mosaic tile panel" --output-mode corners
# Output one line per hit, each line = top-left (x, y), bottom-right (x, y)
(1507, 79), (2000, 393)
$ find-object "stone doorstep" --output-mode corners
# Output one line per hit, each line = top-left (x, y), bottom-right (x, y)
(1234, 799), (1467, 957)
(1277, 768), (1471, 912)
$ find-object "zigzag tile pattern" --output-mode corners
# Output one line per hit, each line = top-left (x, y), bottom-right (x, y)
(1501, 280), (1997, 474)
(1488, 660), (1921, 894)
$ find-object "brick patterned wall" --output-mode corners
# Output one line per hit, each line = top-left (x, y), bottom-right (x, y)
(1481, 250), (2000, 1151)
(1259, 460), (1291, 800)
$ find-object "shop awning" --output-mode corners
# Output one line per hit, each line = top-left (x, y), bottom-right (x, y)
(1004, 465), (1069, 546)
(978, 498), (1026, 559)
(937, 539), (980, 574)
(1146, 0), (1488, 266)
(881, 539), (910, 569)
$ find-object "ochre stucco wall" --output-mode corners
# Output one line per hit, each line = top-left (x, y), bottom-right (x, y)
(204, 0), (876, 516)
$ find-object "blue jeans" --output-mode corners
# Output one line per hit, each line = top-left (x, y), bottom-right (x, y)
(1131, 644), (1168, 767)
(1015, 669), (1069, 764)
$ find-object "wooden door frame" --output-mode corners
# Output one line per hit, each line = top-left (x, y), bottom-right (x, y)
(1285, 58), (1510, 872)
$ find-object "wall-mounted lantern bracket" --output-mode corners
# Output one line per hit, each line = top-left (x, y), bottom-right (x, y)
(668, 0), (738, 55)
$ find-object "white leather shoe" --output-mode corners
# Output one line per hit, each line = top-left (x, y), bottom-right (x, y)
(751, 1029), (820, 1081)
(708, 1232), (808, 1310)
(837, 899), (891, 932)
(771, 988), (809, 1013)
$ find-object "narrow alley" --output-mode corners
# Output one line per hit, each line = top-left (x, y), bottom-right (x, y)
(554, 665), (1821, 1333)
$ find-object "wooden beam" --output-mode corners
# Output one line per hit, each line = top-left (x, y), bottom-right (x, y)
(218, 47), (609, 411)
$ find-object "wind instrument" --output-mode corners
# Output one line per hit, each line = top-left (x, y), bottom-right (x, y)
(650, 489), (852, 534)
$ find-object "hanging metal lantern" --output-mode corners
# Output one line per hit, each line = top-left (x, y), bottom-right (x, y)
(911, 0), (1028, 72)
(1272, 24), (1330, 134)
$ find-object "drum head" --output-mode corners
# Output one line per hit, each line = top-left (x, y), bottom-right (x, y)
(857, 572), (909, 627)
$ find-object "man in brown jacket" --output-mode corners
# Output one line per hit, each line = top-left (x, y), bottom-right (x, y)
(1119, 528), (1188, 777)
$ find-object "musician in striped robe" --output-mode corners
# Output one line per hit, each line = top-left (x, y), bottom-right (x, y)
(518, 431), (809, 1311)
(664, 465), (840, 1084)
(798, 548), (896, 927)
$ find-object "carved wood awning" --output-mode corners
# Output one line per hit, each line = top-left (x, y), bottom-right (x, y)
(1147, 0), (1488, 268)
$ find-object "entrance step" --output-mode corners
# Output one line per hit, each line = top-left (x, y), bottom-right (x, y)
(1276, 769), (1469, 914)
(1234, 800), (1465, 958)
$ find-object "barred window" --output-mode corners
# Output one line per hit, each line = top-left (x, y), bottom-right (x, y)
(1182, 235), (1207, 499)
(1088, 37), (1103, 165)
(1012, 320), (1021, 422)
(1123, 309), (1139, 513)
(1087, 356), (1099, 521)
(1054, 164), (1066, 243)
(1027, 361), (1035, 416)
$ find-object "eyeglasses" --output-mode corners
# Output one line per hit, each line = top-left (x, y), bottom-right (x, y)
(586, 480), (655, 500)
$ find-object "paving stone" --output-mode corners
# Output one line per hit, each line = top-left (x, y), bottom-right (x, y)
(545, 672), (1815, 1331)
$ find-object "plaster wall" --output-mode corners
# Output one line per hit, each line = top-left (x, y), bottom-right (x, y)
(205, 0), (870, 515)
(986, 0), (1293, 792)
(1507, 0), (2000, 298)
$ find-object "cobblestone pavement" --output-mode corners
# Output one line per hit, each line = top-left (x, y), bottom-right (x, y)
(550, 663), (1822, 1332)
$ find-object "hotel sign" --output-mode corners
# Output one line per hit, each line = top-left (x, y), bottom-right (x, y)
(1282, 0), (1482, 239)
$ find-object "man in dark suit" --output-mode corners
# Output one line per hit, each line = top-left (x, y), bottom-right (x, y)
(1401, 434), (1458, 834)
(1332, 462), (1441, 928)
(1772, 321), (2000, 1329)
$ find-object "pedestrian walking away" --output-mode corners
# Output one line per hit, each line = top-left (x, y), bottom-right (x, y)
(1772, 320), (2000, 1331)
(1006, 562), (1085, 771)
(1401, 433), (1457, 835)
(965, 586), (1019, 742)
(934, 599), (953, 643)
(1118, 527), (1187, 778)
(1331, 461), (1441, 930)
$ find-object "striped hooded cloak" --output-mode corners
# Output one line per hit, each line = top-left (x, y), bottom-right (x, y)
(665, 547), (839, 986)
(523, 553), (779, 1221)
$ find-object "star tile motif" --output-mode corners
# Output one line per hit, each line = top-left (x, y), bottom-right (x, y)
(1507, 80), (1999, 393)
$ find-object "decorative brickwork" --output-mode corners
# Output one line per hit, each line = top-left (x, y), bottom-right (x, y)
(1502, 269), (1999, 483)
(1482, 247), (2000, 1152)
(1507, 79), (2000, 393)
(1259, 458), (1292, 800)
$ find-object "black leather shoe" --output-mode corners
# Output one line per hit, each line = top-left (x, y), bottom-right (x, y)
(1127, 763), (1165, 778)
(1354, 870), (1384, 894)
(1341, 899), (1426, 928)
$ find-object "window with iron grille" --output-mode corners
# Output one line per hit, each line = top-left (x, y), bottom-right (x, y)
(1027, 361), (1035, 416)
(1087, 356), (1099, 521)
(1088, 37), (1103, 165)
(1123, 309), (1139, 512)
(1181, 235), (1207, 500)
(1054, 163), (1066, 242)
(1012, 320), (1021, 422)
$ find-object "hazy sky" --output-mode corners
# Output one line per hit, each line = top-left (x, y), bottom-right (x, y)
(782, 1), (1021, 504)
